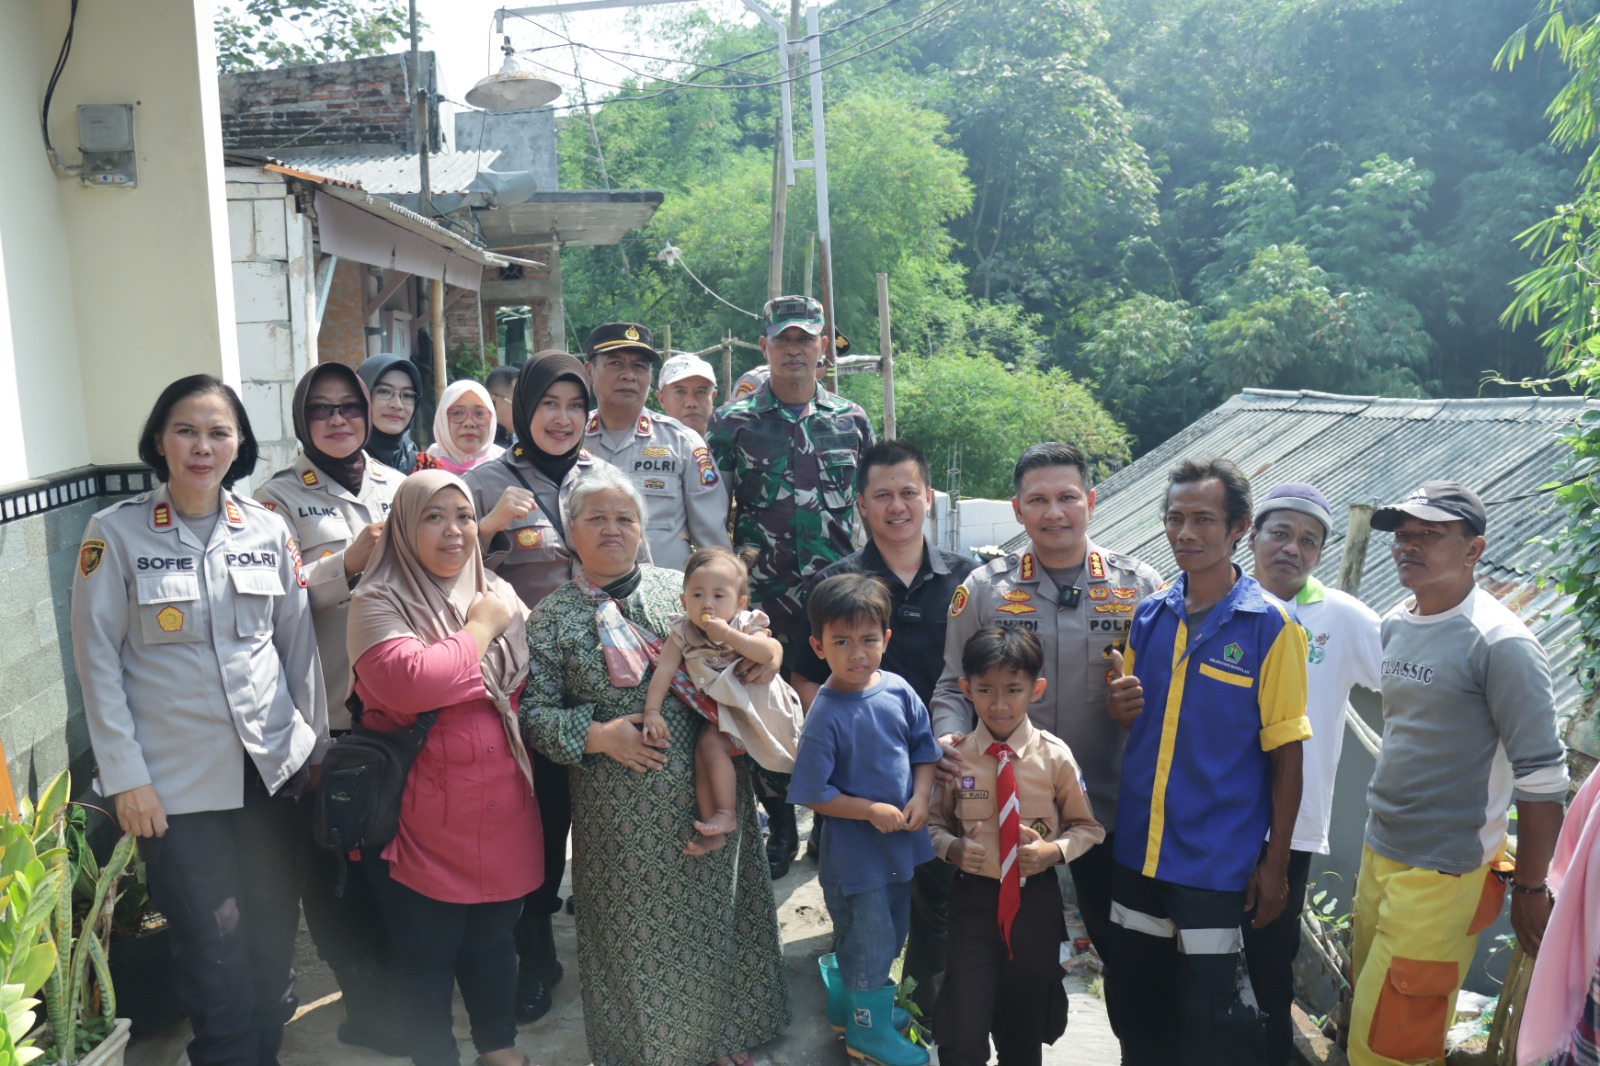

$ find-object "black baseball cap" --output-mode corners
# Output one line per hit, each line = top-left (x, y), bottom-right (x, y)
(1371, 481), (1487, 536)
(584, 322), (660, 363)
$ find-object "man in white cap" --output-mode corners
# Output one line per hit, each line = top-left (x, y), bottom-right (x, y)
(656, 352), (718, 438)
(1244, 482), (1382, 1066)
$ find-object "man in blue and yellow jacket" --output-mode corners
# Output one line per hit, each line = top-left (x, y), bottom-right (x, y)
(1103, 458), (1310, 1066)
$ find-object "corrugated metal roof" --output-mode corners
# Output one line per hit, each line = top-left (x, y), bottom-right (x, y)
(1000, 388), (1598, 749)
(270, 146), (503, 195)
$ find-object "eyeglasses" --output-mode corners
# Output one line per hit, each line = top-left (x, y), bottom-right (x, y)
(372, 385), (419, 407)
(306, 402), (365, 422)
(490, 393), (514, 405)
(447, 406), (492, 425)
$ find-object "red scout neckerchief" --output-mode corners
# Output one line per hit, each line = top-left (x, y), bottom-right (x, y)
(988, 741), (1022, 957)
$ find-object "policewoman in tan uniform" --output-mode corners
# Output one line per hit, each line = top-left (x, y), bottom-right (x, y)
(461, 348), (639, 1025)
(930, 442), (1162, 965)
(581, 322), (729, 571)
(252, 362), (404, 1056)
(70, 375), (327, 1066)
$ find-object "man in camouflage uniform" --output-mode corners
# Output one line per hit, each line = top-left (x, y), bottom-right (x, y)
(931, 441), (1163, 970)
(706, 294), (873, 878)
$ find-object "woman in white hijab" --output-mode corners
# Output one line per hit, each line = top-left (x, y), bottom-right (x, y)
(427, 380), (505, 475)
(347, 469), (539, 1066)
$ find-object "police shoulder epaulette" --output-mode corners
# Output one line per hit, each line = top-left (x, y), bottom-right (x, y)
(98, 491), (151, 518)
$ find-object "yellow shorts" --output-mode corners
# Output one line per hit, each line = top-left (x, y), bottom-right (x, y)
(1348, 843), (1508, 1066)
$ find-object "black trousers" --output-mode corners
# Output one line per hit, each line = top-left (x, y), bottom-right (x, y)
(297, 785), (388, 978)
(519, 750), (569, 918)
(1106, 862), (1267, 1066)
(1066, 834), (1116, 964)
(1241, 848), (1313, 1066)
(934, 868), (1066, 1066)
(903, 857), (954, 1017)
(364, 857), (523, 1066)
(141, 762), (305, 1066)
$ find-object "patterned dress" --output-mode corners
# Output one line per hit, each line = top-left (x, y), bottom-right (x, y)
(520, 567), (791, 1066)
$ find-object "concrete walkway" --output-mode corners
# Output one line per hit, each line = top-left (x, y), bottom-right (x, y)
(125, 848), (1120, 1066)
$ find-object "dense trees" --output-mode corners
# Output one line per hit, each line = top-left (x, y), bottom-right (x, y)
(547, 0), (1584, 456)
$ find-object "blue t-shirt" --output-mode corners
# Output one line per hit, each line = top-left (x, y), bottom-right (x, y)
(787, 671), (942, 895)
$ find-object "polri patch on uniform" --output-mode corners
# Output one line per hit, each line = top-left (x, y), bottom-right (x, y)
(287, 536), (306, 589)
(156, 605), (184, 633)
(693, 446), (718, 486)
(515, 528), (543, 550)
(78, 539), (106, 578)
(1089, 586), (1110, 602)
(1112, 587), (1138, 600)
(1088, 551), (1106, 579)
(949, 585), (970, 617)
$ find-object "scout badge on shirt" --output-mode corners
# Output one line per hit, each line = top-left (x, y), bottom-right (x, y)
(78, 539), (106, 578)
(1030, 818), (1051, 838)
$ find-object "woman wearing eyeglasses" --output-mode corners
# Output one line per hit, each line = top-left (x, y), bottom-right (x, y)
(357, 353), (444, 474)
(427, 380), (505, 475)
(254, 362), (407, 1057)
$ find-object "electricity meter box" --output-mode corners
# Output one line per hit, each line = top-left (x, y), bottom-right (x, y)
(77, 104), (136, 188)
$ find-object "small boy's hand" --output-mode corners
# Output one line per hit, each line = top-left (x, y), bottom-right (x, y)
(952, 821), (986, 874)
(866, 802), (906, 833)
(902, 794), (930, 832)
(1016, 824), (1061, 877)
(640, 709), (671, 743)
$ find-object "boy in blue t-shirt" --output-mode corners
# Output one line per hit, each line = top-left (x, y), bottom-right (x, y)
(788, 573), (942, 1066)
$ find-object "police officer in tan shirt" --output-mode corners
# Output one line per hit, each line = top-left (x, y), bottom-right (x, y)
(930, 442), (1162, 964)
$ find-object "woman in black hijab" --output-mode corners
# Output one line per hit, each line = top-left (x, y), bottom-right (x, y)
(253, 361), (406, 1056)
(460, 350), (641, 1025)
(356, 354), (442, 473)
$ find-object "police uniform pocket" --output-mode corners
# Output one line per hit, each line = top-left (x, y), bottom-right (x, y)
(135, 573), (203, 645)
(636, 474), (678, 528)
(1367, 956), (1458, 1061)
(303, 515), (353, 559)
(229, 567), (284, 638)
(818, 449), (857, 511)
(507, 515), (556, 555)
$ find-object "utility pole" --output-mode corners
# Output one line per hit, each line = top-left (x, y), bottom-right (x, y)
(767, 114), (787, 300)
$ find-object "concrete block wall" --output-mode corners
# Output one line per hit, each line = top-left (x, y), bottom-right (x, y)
(228, 169), (317, 480)
(220, 52), (439, 153)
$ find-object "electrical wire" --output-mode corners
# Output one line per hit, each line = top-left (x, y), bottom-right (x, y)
(659, 246), (758, 318)
(40, 0), (80, 158)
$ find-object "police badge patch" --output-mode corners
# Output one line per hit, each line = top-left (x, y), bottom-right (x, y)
(78, 539), (106, 578)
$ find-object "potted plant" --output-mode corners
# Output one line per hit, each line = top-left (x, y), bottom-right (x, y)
(0, 794), (66, 1066)
(20, 772), (133, 1066)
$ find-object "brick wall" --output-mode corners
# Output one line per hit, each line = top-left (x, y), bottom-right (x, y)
(220, 52), (440, 153)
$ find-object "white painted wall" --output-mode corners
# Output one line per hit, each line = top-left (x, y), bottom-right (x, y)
(0, 0), (238, 484)
(955, 497), (1024, 556)
(228, 167), (317, 479)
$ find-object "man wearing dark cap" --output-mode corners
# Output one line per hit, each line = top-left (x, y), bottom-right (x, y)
(582, 322), (729, 570)
(1348, 482), (1568, 1066)
(1244, 482), (1382, 1066)
(707, 295), (874, 878)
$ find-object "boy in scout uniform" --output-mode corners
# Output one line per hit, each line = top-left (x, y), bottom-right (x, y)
(929, 625), (1104, 1066)
(930, 442), (1162, 965)
(582, 322), (729, 570)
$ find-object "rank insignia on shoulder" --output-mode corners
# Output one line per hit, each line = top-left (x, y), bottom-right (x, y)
(1112, 587), (1138, 600)
(736, 381), (756, 398)
(949, 585), (970, 617)
(578, 448), (593, 461)
(1019, 553), (1036, 581)
(1088, 552), (1106, 580)
(642, 446), (670, 458)
(585, 416), (600, 435)
(225, 500), (244, 526)
(1088, 586), (1110, 602)
(636, 413), (652, 435)
(156, 605), (184, 633)
(261, 501), (278, 511)
(153, 503), (171, 528)
(78, 540), (106, 579)
(301, 469), (319, 487)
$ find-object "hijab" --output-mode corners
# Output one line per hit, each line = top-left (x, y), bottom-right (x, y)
(292, 363), (369, 494)
(511, 349), (591, 485)
(356, 353), (423, 472)
(426, 380), (504, 473)
(347, 470), (533, 786)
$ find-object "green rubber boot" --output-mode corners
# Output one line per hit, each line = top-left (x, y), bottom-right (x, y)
(819, 954), (911, 1034)
(844, 984), (927, 1066)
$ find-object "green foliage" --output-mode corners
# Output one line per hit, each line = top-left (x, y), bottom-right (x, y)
(215, 0), (410, 75)
(843, 353), (1130, 499)
(0, 805), (66, 1066)
(1078, 294), (1212, 450)
(1499, 1), (1600, 695)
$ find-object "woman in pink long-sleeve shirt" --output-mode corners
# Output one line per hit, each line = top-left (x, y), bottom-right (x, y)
(348, 470), (540, 1066)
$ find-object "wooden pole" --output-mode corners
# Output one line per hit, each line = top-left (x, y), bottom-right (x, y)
(722, 329), (734, 396)
(1337, 503), (1376, 595)
(432, 278), (447, 404)
(876, 272), (894, 441)
(663, 324), (671, 355)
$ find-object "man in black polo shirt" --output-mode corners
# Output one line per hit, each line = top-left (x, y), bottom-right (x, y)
(790, 439), (977, 1016)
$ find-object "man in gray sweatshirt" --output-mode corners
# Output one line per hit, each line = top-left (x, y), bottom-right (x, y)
(1348, 481), (1567, 1066)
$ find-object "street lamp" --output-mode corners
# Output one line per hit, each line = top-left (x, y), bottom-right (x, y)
(467, 35), (565, 111)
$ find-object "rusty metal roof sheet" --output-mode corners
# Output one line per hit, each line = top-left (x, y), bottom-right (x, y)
(1000, 388), (1597, 748)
